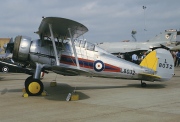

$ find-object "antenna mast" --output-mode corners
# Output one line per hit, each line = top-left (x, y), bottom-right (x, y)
(131, 29), (137, 42)
(143, 6), (147, 39)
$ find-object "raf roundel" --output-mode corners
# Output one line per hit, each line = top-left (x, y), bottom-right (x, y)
(165, 34), (170, 39)
(2, 66), (9, 73)
(93, 60), (105, 72)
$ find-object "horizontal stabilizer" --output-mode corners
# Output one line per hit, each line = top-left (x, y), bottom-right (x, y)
(139, 73), (161, 81)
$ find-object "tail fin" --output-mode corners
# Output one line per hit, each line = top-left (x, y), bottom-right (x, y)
(140, 48), (174, 81)
(148, 29), (177, 42)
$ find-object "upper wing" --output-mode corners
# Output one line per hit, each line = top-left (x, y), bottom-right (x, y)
(36, 17), (88, 38)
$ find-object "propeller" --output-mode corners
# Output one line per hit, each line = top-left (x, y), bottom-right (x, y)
(0, 38), (14, 59)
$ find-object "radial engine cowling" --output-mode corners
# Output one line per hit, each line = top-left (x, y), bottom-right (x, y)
(13, 36), (31, 63)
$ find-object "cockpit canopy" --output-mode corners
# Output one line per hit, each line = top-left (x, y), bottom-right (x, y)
(74, 39), (95, 51)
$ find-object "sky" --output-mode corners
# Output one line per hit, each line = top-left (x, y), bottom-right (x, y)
(0, 0), (180, 43)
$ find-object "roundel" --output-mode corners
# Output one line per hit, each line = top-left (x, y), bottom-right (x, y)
(93, 60), (104, 72)
(2, 66), (9, 73)
(165, 34), (169, 39)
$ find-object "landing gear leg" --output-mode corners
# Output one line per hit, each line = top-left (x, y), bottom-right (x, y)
(141, 80), (147, 87)
(24, 63), (44, 96)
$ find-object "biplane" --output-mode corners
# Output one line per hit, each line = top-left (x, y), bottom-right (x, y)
(8, 17), (174, 96)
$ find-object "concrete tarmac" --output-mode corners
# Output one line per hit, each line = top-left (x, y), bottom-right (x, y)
(0, 68), (180, 122)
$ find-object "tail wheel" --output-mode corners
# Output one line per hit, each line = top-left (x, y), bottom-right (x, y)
(141, 80), (147, 87)
(25, 79), (44, 96)
(141, 82), (147, 87)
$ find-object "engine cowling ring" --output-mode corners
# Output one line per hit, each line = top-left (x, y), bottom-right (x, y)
(13, 36), (31, 63)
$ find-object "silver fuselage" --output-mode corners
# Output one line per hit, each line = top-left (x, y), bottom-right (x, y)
(29, 39), (154, 81)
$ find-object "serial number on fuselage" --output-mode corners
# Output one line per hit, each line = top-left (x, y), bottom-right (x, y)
(120, 68), (135, 75)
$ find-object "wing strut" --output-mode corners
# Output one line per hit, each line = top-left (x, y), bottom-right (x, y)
(68, 28), (80, 69)
(49, 24), (60, 66)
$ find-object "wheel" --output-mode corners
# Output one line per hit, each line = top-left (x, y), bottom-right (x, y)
(24, 76), (33, 87)
(141, 82), (147, 87)
(25, 79), (44, 96)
